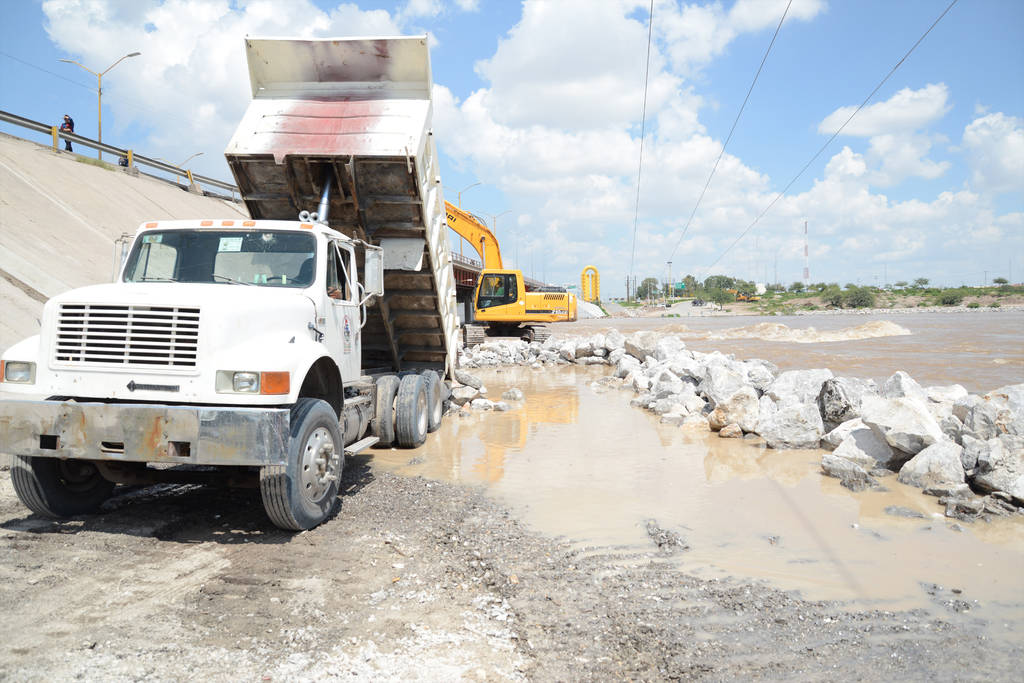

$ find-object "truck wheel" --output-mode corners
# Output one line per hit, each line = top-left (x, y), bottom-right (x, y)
(11, 456), (115, 517)
(260, 398), (342, 531)
(420, 370), (443, 432)
(372, 374), (400, 446)
(395, 374), (428, 448)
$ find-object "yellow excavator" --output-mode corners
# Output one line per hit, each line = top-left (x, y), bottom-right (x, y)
(446, 201), (576, 343)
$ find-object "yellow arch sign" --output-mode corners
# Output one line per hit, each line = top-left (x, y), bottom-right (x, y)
(581, 265), (600, 302)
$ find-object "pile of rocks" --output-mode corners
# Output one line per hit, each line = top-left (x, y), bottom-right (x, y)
(455, 331), (1024, 520)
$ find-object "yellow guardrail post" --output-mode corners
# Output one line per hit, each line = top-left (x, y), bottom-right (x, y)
(51, 126), (58, 151)
(127, 149), (133, 167)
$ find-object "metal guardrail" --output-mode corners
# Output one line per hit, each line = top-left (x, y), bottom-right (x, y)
(0, 109), (240, 197)
(450, 252), (482, 269)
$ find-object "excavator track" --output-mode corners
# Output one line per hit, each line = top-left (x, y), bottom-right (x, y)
(463, 325), (487, 347)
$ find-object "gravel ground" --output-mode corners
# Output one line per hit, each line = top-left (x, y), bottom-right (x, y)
(1, 456), (1019, 681)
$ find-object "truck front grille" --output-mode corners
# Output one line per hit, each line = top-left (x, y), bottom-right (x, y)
(54, 304), (200, 368)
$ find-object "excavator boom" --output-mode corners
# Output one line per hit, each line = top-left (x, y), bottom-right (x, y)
(445, 201), (503, 269)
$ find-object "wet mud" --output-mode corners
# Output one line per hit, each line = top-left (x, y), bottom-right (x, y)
(373, 364), (1024, 627)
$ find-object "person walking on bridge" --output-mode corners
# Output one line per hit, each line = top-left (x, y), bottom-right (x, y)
(59, 114), (74, 151)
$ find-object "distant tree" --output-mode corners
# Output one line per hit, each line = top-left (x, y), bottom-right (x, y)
(810, 282), (828, 292)
(844, 282), (856, 290)
(843, 286), (876, 308)
(636, 277), (660, 300)
(788, 281), (805, 293)
(704, 275), (735, 291)
(708, 288), (733, 306)
(766, 283), (786, 292)
(913, 277), (930, 288)
(683, 274), (699, 292)
(993, 277), (1008, 285)
(939, 291), (963, 306)
(894, 280), (908, 289)
(735, 279), (756, 295)
(822, 285), (844, 308)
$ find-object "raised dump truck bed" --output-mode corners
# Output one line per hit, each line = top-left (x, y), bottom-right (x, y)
(225, 36), (458, 376)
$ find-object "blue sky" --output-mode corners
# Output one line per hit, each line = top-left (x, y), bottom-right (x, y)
(1, 0), (1021, 294)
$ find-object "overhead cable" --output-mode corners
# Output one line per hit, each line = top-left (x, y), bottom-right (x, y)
(703, 0), (961, 273)
(628, 0), (656, 291)
(668, 0), (793, 263)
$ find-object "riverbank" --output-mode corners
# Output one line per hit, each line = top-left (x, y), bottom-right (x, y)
(615, 301), (1024, 318)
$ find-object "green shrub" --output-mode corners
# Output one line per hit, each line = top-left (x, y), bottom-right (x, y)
(938, 291), (963, 306)
(967, 302), (980, 309)
(989, 302), (1000, 308)
(842, 287), (876, 308)
(822, 286), (844, 308)
(802, 303), (818, 310)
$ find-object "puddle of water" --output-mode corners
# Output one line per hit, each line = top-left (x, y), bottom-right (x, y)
(372, 365), (1024, 619)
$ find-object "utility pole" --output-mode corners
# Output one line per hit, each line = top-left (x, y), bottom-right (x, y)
(984, 270), (987, 287)
(667, 261), (672, 300)
(802, 220), (810, 288)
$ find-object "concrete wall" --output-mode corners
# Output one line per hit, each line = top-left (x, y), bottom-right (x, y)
(0, 133), (248, 351)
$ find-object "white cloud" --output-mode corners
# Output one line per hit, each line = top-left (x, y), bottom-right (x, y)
(817, 84), (952, 187)
(42, 0), (402, 178)
(818, 83), (951, 136)
(962, 112), (1024, 196)
(658, 0), (825, 75)
(454, 0), (479, 10)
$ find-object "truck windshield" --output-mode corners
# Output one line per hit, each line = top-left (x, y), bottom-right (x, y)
(123, 230), (317, 287)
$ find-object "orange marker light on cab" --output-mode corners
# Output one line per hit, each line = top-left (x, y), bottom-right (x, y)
(260, 372), (290, 395)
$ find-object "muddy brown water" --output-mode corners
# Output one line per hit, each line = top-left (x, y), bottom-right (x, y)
(373, 310), (1024, 626)
(557, 309), (1024, 392)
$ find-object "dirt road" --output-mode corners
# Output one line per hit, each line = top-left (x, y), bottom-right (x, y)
(1, 456), (1018, 681)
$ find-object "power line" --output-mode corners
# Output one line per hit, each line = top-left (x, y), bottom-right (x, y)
(0, 50), (97, 92)
(704, 0), (961, 273)
(668, 0), (793, 263)
(628, 0), (655, 294)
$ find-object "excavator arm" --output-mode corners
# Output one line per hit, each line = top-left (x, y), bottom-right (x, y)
(445, 201), (503, 270)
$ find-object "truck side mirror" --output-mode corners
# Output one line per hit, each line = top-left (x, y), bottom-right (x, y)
(363, 244), (384, 297)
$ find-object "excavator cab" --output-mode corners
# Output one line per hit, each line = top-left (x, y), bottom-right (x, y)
(476, 272), (520, 310)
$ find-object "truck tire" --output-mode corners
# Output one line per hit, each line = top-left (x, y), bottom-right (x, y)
(11, 456), (115, 518)
(420, 370), (443, 432)
(395, 374), (428, 448)
(372, 374), (400, 446)
(260, 398), (343, 531)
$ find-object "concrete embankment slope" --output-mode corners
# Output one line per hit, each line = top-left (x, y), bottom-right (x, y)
(0, 133), (247, 351)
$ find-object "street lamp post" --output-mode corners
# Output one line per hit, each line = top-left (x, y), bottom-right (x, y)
(59, 51), (141, 160)
(486, 210), (511, 267)
(455, 181), (481, 209)
(156, 152), (204, 184)
(443, 182), (482, 259)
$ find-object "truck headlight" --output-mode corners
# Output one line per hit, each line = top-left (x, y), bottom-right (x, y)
(216, 370), (289, 395)
(1, 361), (36, 384)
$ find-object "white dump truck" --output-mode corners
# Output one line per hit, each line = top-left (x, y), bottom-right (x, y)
(0, 36), (460, 530)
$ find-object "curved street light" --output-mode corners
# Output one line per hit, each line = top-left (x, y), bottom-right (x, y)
(155, 152), (204, 184)
(59, 51), (141, 160)
(444, 181), (481, 209)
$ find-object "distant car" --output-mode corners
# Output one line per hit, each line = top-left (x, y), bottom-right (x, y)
(692, 298), (705, 307)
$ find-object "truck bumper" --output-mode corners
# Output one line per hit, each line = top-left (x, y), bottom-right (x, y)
(0, 400), (289, 467)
